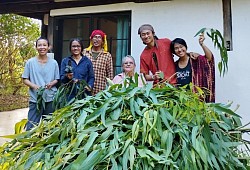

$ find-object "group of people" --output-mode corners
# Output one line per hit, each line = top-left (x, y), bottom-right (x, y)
(138, 24), (215, 103)
(22, 30), (113, 130)
(22, 24), (215, 130)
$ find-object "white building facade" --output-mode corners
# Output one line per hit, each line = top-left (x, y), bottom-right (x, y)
(50, 0), (250, 128)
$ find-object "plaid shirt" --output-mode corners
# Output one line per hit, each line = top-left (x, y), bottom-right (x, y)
(83, 48), (113, 95)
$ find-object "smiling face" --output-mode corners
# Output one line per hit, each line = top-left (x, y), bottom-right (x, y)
(70, 40), (82, 56)
(91, 34), (103, 48)
(173, 43), (188, 58)
(122, 57), (136, 75)
(140, 30), (155, 46)
(36, 39), (49, 56)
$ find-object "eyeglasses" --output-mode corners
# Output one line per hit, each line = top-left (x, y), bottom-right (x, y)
(92, 36), (102, 40)
(71, 45), (81, 48)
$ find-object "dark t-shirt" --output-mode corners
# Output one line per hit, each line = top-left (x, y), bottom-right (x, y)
(176, 59), (192, 87)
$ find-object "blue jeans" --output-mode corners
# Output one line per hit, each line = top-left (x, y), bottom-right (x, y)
(26, 101), (54, 130)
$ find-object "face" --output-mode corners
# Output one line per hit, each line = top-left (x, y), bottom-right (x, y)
(71, 41), (82, 56)
(91, 34), (103, 48)
(140, 30), (154, 45)
(123, 57), (135, 74)
(36, 39), (49, 56)
(173, 43), (187, 58)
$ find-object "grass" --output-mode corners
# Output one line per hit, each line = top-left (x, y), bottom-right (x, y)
(0, 94), (29, 112)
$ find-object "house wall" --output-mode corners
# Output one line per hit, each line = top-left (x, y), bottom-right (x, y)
(51, 0), (250, 130)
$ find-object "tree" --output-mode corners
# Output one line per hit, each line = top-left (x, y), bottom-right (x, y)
(0, 14), (40, 95)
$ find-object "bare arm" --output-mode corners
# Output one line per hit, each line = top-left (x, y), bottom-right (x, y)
(23, 78), (40, 90)
(199, 33), (213, 61)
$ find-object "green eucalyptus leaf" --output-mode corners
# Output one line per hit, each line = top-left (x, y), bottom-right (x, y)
(0, 79), (248, 170)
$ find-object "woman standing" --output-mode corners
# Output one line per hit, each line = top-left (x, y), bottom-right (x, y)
(22, 37), (60, 130)
(60, 38), (94, 101)
(113, 55), (146, 87)
(170, 34), (215, 102)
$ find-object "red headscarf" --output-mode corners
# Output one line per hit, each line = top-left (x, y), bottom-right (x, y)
(90, 30), (106, 39)
(86, 29), (108, 52)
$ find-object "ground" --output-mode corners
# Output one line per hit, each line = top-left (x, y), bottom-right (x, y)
(0, 94), (29, 112)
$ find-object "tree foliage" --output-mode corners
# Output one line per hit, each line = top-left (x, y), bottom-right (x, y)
(0, 14), (40, 95)
(0, 78), (249, 169)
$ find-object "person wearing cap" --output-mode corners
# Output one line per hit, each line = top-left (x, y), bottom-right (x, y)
(138, 24), (176, 85)
(83, 30), (114, 95)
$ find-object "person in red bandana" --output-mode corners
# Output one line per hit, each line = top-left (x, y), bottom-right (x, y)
(83, 30), (114, 95)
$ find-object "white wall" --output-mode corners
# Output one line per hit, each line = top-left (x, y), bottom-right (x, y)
(51, 0), (250, 129)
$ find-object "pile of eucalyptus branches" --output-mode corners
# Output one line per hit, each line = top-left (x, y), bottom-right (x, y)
(0, 77), (249, 169)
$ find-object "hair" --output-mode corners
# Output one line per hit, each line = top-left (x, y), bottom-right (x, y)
(138, 24), (155, 35)
(35, 37), (49, 47)
(170, 38), (188, 54)
(122, 55), (136, 72)
(122, 55), (136, 65)
(69, 38), (84, 53)
(138, 24), (158, 45)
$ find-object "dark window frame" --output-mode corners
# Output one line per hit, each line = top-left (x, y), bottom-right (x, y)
(53, 11), (131, 74)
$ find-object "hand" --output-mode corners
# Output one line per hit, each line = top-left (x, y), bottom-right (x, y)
(66, 73), (73, 79)
(189, 52), (200, 60)
(45, 82), (53, 89)
(154, 71), (164, 80)
(199, 32), (205, 46)
(32, 84), (40, 90)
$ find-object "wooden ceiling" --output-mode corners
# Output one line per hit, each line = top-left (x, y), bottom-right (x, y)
(0, 0), (170, 20)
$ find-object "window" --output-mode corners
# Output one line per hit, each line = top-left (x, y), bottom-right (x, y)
(53, 11), (131, 75)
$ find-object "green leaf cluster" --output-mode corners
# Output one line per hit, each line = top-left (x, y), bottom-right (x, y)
(0, 79), (249, 169)
(53, 80), (91, 110)
(195, 28), (228, 77)
(36, 87), (46, 113)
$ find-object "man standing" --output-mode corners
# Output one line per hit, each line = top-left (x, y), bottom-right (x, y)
(138, 24), (176, 84)
(83, 30), (113, 95)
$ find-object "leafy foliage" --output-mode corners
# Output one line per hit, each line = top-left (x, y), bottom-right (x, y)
(0, 78), (249, 169)
(0, 14), (40, 95)
(194, 28), (228, 76)
(36, 87), (46, 112)
(53, 80), (92, 110)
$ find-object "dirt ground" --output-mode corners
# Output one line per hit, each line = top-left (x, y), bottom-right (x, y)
(0, 94), (29, 112)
